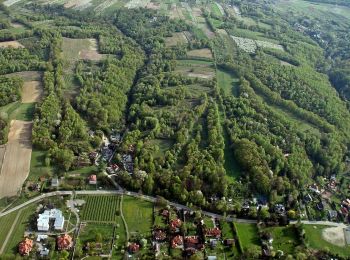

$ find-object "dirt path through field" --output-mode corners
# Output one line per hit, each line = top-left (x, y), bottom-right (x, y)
(21, 81), (43, 103)
(0, 120), (32, 198)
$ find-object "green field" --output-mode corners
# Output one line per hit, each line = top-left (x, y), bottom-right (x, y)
(0, 102), (35, 121)
(304, 225), (350, 258)
(264, 225), (300, 255)
(122, 196), (153, 236)
(217, 68), (240, 96)
(5, 205), (36, 254)
(0, 211), (18, 250)
(28, 149), (54, 181)
(80, 195), (120, 222)
(235, 223), (260, 251)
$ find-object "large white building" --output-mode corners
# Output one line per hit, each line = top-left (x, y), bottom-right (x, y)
(37, 209), (65, 232)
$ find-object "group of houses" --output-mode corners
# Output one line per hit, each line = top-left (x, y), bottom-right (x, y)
(18, 234), (73, 257)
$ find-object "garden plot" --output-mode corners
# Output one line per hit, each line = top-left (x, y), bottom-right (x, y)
(231, 35), (284, 53)
(0, 41), (24, 48)
(62, 38), (104, 61)
(176, 59), (215, 79)
(94, 0), (121, 13)
(169, 3), (185, 20)
(125, 0), (151, 9)
(0, 120), (32, 199)
(64, 0), (92, 10)
(165, 32), (188, 47)
(213, 2), (225, 16)
(187, 48), (213, 59)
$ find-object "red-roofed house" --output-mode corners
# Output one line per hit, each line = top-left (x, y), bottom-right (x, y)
(128, 243), (140, 253)
(171, 235), (183, 248)
(88, 175), (97, 185)
(18, 238), (33, 256)
(170, 218), (182, 231)
(57, 234), (73, 250)
(205, 227), (221, 238)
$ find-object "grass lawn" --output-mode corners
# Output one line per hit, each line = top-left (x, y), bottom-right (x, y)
(235, 223), (260, 251)
(122, 196), (153, 236)
(217, 68), (240, 96)
(264, 225), (300, 255)
(28, 149), (53, 181)
(0, 102), (35, 121)
(223, 125), (241, 182)
(148, 139), (174, 158)
(210, 3), (223, 17)
(0, 211), (18, 249)
(5, 205), (36, 254)
(304, 225), (350, 258)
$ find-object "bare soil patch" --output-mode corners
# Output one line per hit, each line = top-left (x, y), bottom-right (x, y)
(187, 48), (213, 59)
(0, 120), (32, 198)
(322, 226), (346, 247)
(21, 81), (43, 103)
(0, 41), (24, 48)
(146, 2), (160, 10)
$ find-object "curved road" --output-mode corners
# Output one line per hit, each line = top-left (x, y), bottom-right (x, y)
(0, 190), (346, 227)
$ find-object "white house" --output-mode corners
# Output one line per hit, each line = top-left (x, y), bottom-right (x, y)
(37, 209), (65, 232)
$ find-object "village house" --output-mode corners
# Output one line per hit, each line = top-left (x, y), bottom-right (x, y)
(37, 209), (65, 232)
(57, 234), (73, 250)
(205, 227), (221, 238)
(224, 239), (235, 246)
(18, 238), (33, 256)
(171, 235), (183, 248)
(51, 178), (59, 187)
(106, 164), (119, 174)
(88, 174), (97, 185)
(128, 242), (140, 253)
(170, 218), (182, 232)
(153, 229), (167, 241)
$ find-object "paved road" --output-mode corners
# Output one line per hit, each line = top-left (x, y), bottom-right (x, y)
(0, 190), (346, 227)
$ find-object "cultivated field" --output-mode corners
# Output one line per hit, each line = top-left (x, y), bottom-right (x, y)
(62, 38), (104, 61)
(0, 120), (32, 198)
(187, 48), (213, 59)
(231, 35), (283, 53)
(176, 59), (216, 79)
(80, 195), (120, 222)
(21, 81), (43, 103)
(0, 41), (24, 48)
(125, 0), (151, 9)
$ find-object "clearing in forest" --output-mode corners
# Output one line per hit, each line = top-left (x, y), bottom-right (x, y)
(62, 38), (104, 61)
(187, 48), (213, 59)
(165, 32), (188, 47)
(176, 59), (215, 79)
(0, 41), (24, 48)
(64, 0), (93, 10)
(0, 120), (32, 199)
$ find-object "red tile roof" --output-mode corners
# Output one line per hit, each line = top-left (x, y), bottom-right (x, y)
(18, 238), (33, 256)
(128, 243), (140, 253)
(171, 235), (183, 248)
(170, 218), (181, 231)
(57, 234), (73, 250)
(205, 227), (221, 238)
(89, 175), (97, 182)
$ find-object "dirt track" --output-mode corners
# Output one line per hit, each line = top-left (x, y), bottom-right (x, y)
(0, 120), (32, 198)
(21, 81), (43, 103)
